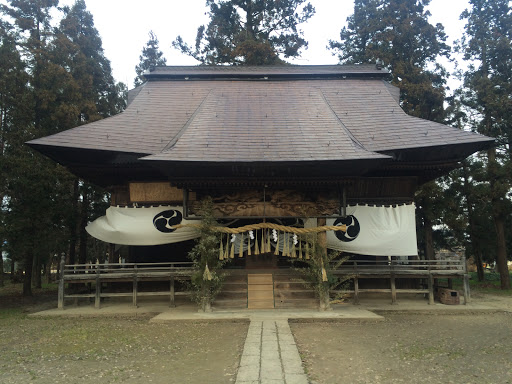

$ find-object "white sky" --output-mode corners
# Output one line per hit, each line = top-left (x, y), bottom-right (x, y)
(58, 0), (469, 87)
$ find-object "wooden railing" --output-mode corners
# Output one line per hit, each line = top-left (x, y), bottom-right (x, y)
(58, 257), (195, 309)
(330, 258), (470, 305)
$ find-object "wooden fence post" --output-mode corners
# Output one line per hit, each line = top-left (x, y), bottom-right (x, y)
(57, 255), (65, 310)
(462, 259), (470, 304)
(170, 275), (175, 308)
(95, 264), (101, 309)
(390, 273), (397, 304)
(427, 274), (434, 305)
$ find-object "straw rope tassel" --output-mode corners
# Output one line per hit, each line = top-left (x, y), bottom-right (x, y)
(219, 234), (224, 260)
(305, 241), (310, 260)
(203, 262), (212, 281)
(267, 230), (271, 253)
(274, 231), (280, 255)
(298, 237), (303, 259)
(247, 232), (252, 256)
(285, 233), (290, 257)
(254, 230), (260, 255)
(291, 239), (297, 258)
(224, 234), (230, 259)
(239, 233), (244, 258)
(260, 229), (265, 255)
(321, 260), (328, 282)
(229, 237), (235, 259)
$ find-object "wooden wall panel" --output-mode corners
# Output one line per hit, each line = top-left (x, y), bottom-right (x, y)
(129, 182), (184, 203)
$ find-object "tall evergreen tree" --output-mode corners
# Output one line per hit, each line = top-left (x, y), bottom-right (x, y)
(173, 0), (315, 65)
(330, 0), (451, 263)
(457, 0), (512, 289)
(330, 0), (449, 121)
(1, 0), (125, 295)
(0, 23), (32, 287)
(134, 30), (167, 86)
(1, 0), (61, 296)
(54, 0), (125, 266)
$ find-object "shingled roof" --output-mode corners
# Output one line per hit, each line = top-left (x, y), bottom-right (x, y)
(27, 65), (493, 186)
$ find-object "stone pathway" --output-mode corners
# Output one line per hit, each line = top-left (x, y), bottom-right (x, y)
(235, 320), (309, 384)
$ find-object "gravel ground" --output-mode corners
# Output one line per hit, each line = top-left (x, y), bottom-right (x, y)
(0, 311), (248, 384)
(291, 312), (512, 384)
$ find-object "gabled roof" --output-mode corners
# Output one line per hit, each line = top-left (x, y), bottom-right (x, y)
(27, 65), (494, 186)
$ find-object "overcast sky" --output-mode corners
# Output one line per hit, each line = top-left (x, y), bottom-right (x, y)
(57, 0), (470, 87)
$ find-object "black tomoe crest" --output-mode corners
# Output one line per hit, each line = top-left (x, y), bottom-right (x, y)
(334, 215), (360, 242)
(153, 210), (183, 233)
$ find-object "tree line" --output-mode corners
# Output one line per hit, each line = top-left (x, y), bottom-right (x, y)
(1, 0), (511, 294)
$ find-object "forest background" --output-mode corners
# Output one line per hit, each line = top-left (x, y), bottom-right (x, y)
(0, 0), (511, 295)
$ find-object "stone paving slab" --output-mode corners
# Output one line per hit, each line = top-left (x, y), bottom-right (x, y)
(30, 296), (505, 320)
(235, 320), (309, 384)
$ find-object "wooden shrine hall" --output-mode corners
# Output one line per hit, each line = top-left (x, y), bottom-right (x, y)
(28, 64), (494, 308)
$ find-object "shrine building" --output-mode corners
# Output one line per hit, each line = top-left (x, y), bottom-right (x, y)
(28, 65), (493, 308)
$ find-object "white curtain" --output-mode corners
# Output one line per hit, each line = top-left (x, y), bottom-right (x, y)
(86, 206), (200, 246)
(307, 204), (418, 256)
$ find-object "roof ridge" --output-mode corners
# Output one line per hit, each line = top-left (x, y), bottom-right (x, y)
(160, 89), (213, 152)
(317, 88), (370, 153)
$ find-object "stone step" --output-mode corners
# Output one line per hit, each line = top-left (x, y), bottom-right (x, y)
(213, 298), (248, 308)
(248, 274), (273, 285)
(274, 290), (316, 300)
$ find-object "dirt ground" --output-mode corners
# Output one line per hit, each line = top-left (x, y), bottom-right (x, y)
(0, 309), (248, 384)
(2, 287), (512, 384)
(291, 311), (512, 384)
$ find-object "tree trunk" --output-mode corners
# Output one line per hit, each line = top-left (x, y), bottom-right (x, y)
(462, 162), (484, 281)
(45, 258), (52, 284)
(0, 252), (4, 287)
(33, 252), (42, 289)
(23, 250), (34, 296)
(423, 215), (435, 260)
(488, 148), (511, 289)
(68, 178), (79, 265)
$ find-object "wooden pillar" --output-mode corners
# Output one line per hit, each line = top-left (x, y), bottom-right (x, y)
(133, 265), (138, 307)
(170, 275), (176, 308)
(317, 217), (327, 252)
(108, 243), (116, 264)
(317, 218), (330, 311)
(390, 273), (397, 304)
(427, 274), (434, 305)
(353, 276), (360, 305)
(58, 255), (65, 310)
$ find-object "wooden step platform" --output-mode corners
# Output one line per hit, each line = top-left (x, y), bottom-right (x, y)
(247, 274), (274, 309)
